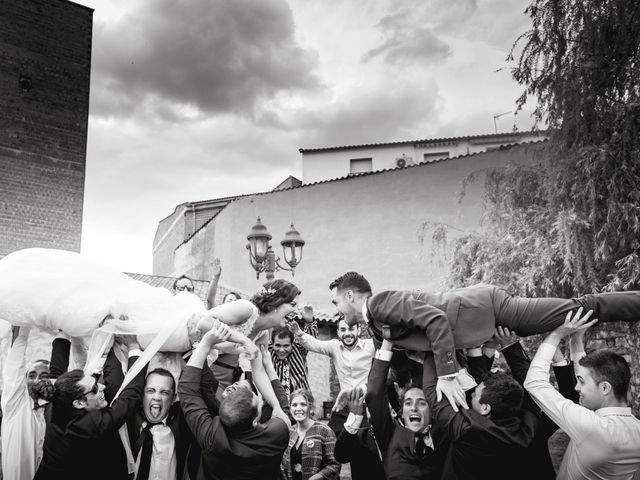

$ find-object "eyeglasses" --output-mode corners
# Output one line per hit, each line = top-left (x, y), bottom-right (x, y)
(175, 285), (194, 292)
(77, 380), (100, 400)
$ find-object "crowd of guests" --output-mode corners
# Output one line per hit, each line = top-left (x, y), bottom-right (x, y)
(2, 266), (640, 480)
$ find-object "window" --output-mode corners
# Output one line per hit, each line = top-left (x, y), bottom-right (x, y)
(423, 151), (449, 162)
(350, 158), (373, 174)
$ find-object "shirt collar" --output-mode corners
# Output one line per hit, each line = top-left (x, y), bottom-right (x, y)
(596, 406), (634, 417)
(142, 417), (169, 428)
(338, 339), (363, 350)
(361, 298), (370, 324)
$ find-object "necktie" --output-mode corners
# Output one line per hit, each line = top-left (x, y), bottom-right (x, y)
(137, 422), (161, 480)
(415, 431), (433, 458)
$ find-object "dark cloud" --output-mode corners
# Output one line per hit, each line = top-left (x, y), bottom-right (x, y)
(292, 80), (441, 148)
(91, 0), (320, 120)
(363, 2), (455, 65)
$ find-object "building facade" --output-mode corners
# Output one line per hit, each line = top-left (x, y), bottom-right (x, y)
(152, 142), (545, 410)
(0, 0), (92, 258)
(300, 131), (546, 184)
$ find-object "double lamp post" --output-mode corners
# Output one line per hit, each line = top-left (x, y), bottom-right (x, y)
(246, 217), (305, 280)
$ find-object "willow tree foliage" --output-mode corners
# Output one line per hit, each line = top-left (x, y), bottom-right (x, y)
(448, 0), (640, 296)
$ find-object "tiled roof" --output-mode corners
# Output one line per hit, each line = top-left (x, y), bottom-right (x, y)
(298, 130), (548, 154)
(127, 272), (340, 324)
(175, 139), (548, 248)
(124, 272), (249, 306)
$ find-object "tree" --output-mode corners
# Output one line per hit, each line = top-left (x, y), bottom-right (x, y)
(448, 0), (640, 297)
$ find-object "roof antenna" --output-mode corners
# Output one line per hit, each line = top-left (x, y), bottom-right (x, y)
(493, 111), (512, 134)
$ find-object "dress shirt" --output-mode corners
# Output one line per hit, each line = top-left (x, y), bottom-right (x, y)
(1, 329), (47, 480)
(525, 342), (640, 480)
(297, 334), (374, 390)
(135, 419), (177, 480)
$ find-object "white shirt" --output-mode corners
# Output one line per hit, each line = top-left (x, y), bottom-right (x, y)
(525, 342), (640, 480)
(298, 334), (374, 390)
(135, 419), (178, 480)
(1, 328), (47, 480)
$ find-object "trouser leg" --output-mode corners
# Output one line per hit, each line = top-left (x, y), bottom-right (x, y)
(491, 287), (640, 336)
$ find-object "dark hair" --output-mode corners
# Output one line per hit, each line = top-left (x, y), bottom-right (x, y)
(219, 386), (258, 430)
(251, 279), (300, 314)
(29, 378), (55, 404)
(172, 274), (194, 290)
(146, 368), (176, 394)
(223, 291), (242, 302)
(397, 383), (423, 406)
(479, 371), (523, 419)
(290, 388), (315, 418)
(272, 326), (294, 343)
(329, 272), (372, 295)
(51, 369), (86, 424)
(579, 349), (630, 401)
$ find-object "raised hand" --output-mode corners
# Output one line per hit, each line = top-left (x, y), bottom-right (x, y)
(552, 307), (598, 338)
(345, 387), (366, 415)
(287, 320), (303, 337)
(302, 304), (315, 323)
(201, 318), (231, 347)
(494, 326), (519, 350)
(238, 341), (259, 361)
(114, 334), (140, 352)
(436, 376), (468, 412)
(212, 257), (222, 278)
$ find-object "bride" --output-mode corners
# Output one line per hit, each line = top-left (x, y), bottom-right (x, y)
(197, 278), (300, 397)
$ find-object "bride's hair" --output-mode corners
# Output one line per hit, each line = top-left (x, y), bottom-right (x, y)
(251, 279), (300, 313)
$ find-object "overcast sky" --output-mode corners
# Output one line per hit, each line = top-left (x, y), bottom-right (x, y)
(73, 0), (535, 275)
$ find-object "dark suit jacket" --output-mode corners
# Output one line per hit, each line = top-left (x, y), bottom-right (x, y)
(423, 352), (538, 480)
(500, 343), (579, 480)
(366, 356), (448, 480)
(367, 285), (503, 375)
(179, 365), (290, 480)
(334, 416), (385, 480)
(35, 355), (146, 480)
(104, 349), (220, 480)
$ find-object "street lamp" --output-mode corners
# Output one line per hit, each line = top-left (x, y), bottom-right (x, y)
(246, 217), (305, 280)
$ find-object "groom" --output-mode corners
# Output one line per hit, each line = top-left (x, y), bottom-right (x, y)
(329, 271), (640, 409)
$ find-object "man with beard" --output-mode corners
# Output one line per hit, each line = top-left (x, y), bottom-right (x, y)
(289, 317), (374, 435)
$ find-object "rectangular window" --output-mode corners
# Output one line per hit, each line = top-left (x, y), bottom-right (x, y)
(350, 158), (373, 174)
(423, 151), (449, 162)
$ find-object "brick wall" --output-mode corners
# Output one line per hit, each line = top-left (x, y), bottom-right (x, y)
(0, 0), (92, 257)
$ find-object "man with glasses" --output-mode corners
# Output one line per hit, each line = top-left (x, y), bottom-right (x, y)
(172, 275), (195, 293)
(34, 335), (147, 480)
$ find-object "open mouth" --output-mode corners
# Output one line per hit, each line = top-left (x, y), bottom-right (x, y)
(408, 414), (422, 423)
(149, 405), (162, 419)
